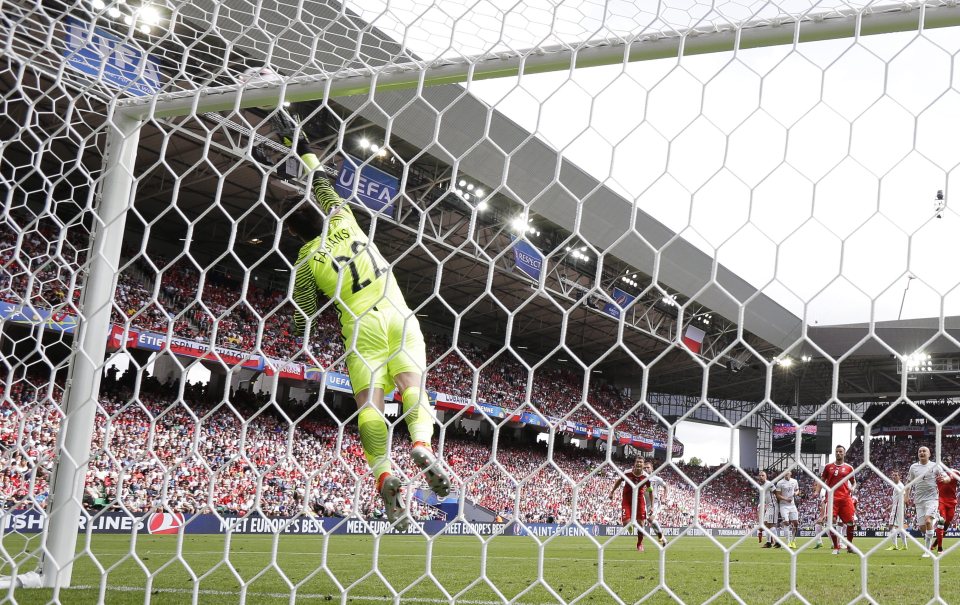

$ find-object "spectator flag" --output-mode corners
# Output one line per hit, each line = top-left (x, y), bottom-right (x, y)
(681, 325), (706, 354)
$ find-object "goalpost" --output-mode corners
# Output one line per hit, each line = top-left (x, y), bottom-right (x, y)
(2, 0), (960, 602)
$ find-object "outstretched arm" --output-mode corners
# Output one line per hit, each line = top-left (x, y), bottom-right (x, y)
(291, 247), (317, 339)
(609, 477), (623, 500)
(272, 108), (345, 213)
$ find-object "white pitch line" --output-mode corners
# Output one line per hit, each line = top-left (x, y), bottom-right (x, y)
(81, 550), (951, 568)
(70, 585), (559, 605)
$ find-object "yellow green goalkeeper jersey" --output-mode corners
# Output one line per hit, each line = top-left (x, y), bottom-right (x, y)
(291, 154), (400, 336)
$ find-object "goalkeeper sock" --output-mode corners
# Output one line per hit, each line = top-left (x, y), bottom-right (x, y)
(402, 386), (434, 446)
(357, 406), (391, 479)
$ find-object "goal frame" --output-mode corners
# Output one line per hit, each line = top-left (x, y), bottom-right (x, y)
(38, 0), (960, 590)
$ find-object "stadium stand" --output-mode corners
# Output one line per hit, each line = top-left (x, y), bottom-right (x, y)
(1, 222), (670, 441)
(9, 218), (960, 531)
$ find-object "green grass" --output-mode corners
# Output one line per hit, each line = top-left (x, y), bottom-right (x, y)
(1, 534), (955, 604)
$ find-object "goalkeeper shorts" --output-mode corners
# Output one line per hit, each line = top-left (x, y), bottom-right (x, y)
(341, 302), (427, 394)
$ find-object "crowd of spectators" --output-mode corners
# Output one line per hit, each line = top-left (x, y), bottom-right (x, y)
(5, 368), (960, 530)
(9, 221), (960, 532)
(0, 221), (85, 311)
(0, 372), (445, 521)
(2, 225), (671, 444)
(0, 370), (752, 526)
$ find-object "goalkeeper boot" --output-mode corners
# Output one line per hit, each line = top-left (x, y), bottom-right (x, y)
(411, 444), (452, 499)
(378, 473), (408, 531)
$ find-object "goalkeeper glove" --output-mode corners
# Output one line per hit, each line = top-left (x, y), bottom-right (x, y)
(270, 107), (308, 155)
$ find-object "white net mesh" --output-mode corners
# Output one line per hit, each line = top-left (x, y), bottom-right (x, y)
(3, 0), (960, 603)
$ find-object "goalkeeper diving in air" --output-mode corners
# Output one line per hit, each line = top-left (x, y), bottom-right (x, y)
(272, 109), (450, 529)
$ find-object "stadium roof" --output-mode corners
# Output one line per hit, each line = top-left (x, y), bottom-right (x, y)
(175, 0), (805, 352)
(7, 0), (960, 407)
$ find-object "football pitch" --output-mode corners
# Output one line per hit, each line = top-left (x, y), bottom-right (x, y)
(1, 534), (954, 604)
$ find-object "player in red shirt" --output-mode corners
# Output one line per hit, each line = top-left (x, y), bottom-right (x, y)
(610, 458), (648, 552)
(814, 444), (858, 554)
(935, 457), (959, 553)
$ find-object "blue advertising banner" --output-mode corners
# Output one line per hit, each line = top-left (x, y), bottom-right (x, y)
(477, 402), (506, 419)
(321, 371), (353, 393)
(334, 157), (399, 217)
(0, 302), (78, 333)
(5, 511), (926, 540)
(63, 17), (162, 96)
(520, 412), (548, 428)
(602, 287), (636, 319)
(512, 238), (544, 281)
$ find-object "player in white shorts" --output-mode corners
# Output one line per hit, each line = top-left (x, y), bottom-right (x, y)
(775, 469), (801, 549)
(643, 462), (669, 547)
(758, 470), (780, 548)
(885, 470), (908, 551)
(812, 488), (827, 548)
(906, 446), (944, 557)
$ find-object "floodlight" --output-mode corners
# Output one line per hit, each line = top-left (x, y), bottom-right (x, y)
(140, 5), (161, 25)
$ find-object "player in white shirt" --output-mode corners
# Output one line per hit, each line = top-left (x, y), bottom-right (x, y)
(906, 446), (943, 557)
(758, 470), (780, 548)
(775, 469), (801, 548)
(885, 470), (908, 551)
(812, 487), (827, 549)
(643, 462), (669, 547)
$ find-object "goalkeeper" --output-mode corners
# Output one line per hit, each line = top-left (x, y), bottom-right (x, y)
(274, 112), (450, 529)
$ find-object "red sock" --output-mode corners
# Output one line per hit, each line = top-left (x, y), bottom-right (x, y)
(846, 524), (855, 544)
(759, 530), (763, 543)
(831, 531), (839, 549)
(637, 532), (644, 546)
(936, 528), (944, 549)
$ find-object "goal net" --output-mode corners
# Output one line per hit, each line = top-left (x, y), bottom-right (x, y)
(2, 0), (960, 603)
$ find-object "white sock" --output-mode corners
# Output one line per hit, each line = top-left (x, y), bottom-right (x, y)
(925, 530), (935, 550)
